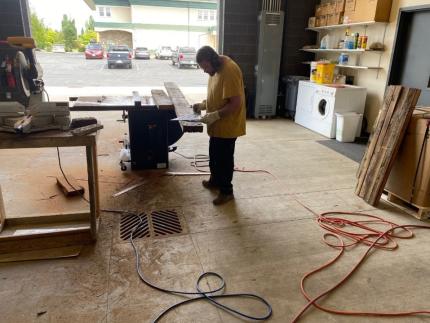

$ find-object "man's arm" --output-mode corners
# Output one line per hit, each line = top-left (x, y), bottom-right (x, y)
(218, 96), (241, 118)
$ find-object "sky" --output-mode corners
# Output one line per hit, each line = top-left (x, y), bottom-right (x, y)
(28, 0), (95, 32)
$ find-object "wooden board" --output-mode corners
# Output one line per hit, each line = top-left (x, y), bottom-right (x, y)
(164, 82), (204, 133)
(71, 124), (103, 136)
(151, 89), (174, 110)
(0, 245), (82, 263)
(356, 86), (421, 206)
(56, 175), (85, 197)
(382, 192), (430, 221)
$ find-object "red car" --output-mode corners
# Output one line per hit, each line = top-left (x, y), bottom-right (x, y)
(85, 43), (104, 59)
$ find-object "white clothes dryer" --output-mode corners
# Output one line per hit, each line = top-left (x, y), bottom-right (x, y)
(295, 81), (367, 138)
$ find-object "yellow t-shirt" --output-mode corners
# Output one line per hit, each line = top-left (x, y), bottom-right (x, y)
(205, 56), (246, 138)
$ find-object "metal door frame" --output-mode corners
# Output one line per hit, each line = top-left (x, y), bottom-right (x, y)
(387, 5), (430, 86)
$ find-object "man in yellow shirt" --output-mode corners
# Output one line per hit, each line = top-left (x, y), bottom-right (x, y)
(193, 46), (246, 205)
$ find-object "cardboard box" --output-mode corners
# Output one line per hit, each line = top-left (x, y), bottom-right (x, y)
(345, 0), (357, 12)
(336, 0), (346, 12)
(308, 17), (317, 28)
(344, 0), (393, 22)
(316, 15), (328, 27)
(386, 108), (430, 208)
(321, 3), (330, 15)
(327, 12), (343, 25)
(328, 2), (337, 14)
(316, 4), (324, 16)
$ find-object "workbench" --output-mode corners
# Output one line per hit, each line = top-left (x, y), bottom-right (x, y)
(0, 130), (100, 253)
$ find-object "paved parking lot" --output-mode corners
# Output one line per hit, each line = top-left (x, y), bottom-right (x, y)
(37, 52), (208, 88)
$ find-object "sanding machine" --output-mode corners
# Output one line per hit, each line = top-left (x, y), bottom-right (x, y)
(0, 37), (70, 133)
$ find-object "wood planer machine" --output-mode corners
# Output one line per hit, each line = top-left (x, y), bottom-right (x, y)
(70, 83), (203, 171)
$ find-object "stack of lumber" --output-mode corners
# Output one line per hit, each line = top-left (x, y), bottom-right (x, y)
(356, 86), (421, 206)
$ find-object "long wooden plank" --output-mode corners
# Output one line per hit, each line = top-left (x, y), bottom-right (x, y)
(164, 82), (204, 133)
(151, 89), (174, 110)
(366, 89), (421, 205)
(356, 86), (402, 195)
(358, 86), (403, 197)
(355, 86), (421, 206)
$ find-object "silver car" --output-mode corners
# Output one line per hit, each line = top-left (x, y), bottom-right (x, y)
(134, 47), (150, 60)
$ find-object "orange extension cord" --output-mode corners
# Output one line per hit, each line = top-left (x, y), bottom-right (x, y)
(292, 209), (430, 322)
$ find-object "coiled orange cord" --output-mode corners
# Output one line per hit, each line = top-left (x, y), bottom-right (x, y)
(292, 210), (430, 322)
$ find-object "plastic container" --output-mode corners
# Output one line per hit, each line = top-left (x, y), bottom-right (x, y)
(310, 62), (318, 82)
(282, 75), (309, 118)
(316, 62), (335, 84)
(335, 112), (363, 142)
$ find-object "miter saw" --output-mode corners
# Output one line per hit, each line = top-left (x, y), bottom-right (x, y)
(0, 37), (70, 134)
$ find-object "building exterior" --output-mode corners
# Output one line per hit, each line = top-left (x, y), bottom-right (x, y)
(83, 0), (217, 51)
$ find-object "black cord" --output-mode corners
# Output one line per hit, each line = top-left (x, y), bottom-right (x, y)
(130, 213), (273, 322)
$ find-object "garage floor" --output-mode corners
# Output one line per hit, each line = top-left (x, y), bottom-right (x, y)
(0, 111), (429, 323)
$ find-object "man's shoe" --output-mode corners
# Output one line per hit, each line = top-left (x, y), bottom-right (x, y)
(213, 193), (234, 206)
(202, 180), (218, 190)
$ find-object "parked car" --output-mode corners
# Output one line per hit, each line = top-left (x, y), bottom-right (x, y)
(52, 44), (65, 53)
(134, 47), (150, 59)
(171, 47), (197, 69)
(85, 43), (104, 59)
(107, 45), (132, 69)
(156, 46), (172, 60)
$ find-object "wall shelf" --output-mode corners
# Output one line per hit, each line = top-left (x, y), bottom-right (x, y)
(302, 61), (383, 70)
(307, 21), (386, 32)
(301, 48), (383, 54)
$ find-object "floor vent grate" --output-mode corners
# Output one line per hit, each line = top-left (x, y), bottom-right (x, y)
(119, 210), (185, 241)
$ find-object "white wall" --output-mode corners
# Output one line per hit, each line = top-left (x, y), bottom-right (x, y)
(318, 0), (430, 130)
(132, 29), (213, 50)
(96, 5), (131, 23)
(131, 5), (216, 27)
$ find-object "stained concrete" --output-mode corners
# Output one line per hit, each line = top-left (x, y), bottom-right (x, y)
(0, 111), (429, 322)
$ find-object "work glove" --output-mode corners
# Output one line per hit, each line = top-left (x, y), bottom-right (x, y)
(192, 102), (206, 114)
(201, 111), (220, 125)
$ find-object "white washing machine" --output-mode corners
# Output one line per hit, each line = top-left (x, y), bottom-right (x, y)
(295, 81), (367, 138)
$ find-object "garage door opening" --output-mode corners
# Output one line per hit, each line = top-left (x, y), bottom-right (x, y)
(28, 0), (220, 102)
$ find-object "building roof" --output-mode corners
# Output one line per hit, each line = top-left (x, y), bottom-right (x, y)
(86, 0), (217, 9)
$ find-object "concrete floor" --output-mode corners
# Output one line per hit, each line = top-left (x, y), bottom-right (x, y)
(1, 111), (430, 322)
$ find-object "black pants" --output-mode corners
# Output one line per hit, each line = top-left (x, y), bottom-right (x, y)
(209, 137), (237, 195)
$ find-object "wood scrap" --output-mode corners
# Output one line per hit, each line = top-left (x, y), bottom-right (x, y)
(0, 245), (82, 263)
(164, 82), (204, 133)
(71, 124), (103, 136)
(112, 180), (145, 197)
(356, 86), (421, 206)
(151, 89), (174, 110)
(56, 174), (85, 197)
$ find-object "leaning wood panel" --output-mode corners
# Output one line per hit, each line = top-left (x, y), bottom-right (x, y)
(164, 82), (204, 133)
(355, 86), (421, 206)
(356, 86), (401, 194)
(366, 89), (421, 205)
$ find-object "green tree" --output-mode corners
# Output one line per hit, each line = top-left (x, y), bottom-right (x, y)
(61, 15), (77, 52)
(85, 16), (95, 31)
(30, 12), (48, 49)
(45, 28), (64, 51)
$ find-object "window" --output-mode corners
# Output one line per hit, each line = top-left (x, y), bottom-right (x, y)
(198, 9), (216, 21)
(99, 7), (105, 17)
(106, 7), (111, 17)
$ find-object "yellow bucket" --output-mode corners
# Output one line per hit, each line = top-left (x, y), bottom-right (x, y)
(316, 62), (335, 84)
